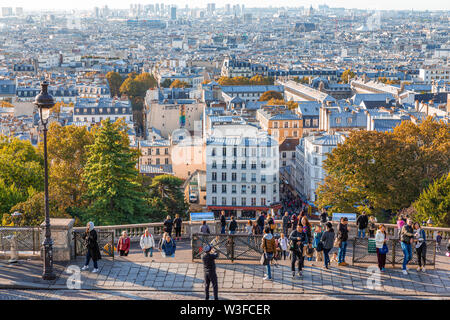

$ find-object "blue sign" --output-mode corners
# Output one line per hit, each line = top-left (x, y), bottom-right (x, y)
(190, 212), (215, 222)
(332, 213), (357, 222)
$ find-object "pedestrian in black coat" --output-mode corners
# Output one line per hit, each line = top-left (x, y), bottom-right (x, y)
(81, 222), (101, 272)
(202, 245), (219, 300)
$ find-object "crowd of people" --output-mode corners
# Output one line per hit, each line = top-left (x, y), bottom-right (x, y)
(78, 210), (449, 300)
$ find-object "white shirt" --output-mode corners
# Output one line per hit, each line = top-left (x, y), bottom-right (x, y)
(140, 234), (155, 249)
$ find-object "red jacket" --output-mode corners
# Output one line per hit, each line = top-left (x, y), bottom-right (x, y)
(117, 237), (130, 252)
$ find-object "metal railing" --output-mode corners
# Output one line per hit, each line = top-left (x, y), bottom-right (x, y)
(352, 237), (436, 268)
(73, 230), (115, 259)
(0, 227), (41, 258)
(191, 233), (263, 262)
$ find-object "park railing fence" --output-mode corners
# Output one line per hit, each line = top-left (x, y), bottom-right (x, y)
(0, 227), (41, 258)
(191, 233), (263, 262)
(352, 237), (436, 268)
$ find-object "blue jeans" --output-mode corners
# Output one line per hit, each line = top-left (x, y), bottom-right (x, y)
(323, 248), (331, 267)
(265, 253), (273, 279)
(221, 226), (226, 234)
(401, 242), (412, 270)
(229, 230), (236, 235)
(358, 229), (366, 238)
(85, 250), (98, 269)
(338, 241), (347, 263)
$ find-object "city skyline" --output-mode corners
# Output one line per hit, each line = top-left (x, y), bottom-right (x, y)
(1, 0), (449, 11)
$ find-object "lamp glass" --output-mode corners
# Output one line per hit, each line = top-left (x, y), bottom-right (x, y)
(41, 108), (50, 122)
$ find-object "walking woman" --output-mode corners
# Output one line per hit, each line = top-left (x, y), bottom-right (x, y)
(160, 233), (177, 258)
(313, 225), (324, 262)
(81, 222), (101, 273)
(140, 228), (155, 258)
(414, 222), (427, 272)
(261, 227), (276, 281)
(117, 231), (130, 256)
(400, 218), (415, 275)
(375, 224), (388, 271)
(368, 216), (377, 238)
(267, 213), (275, 234)
(321, 222), (335, 269)
(173, 214), (183, 241)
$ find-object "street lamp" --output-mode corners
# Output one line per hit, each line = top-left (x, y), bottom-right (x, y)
(34, 81), (56, 280)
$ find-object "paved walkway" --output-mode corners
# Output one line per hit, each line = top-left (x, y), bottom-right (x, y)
(1, 240), (449, 299)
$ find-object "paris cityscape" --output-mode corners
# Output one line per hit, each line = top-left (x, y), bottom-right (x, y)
(0, 0), (449, 305)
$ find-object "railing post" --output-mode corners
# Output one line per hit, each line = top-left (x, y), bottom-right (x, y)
(231, 235), (235, 262)
(391, 239), (396, 269)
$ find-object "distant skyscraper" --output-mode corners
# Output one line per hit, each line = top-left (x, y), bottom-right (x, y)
(207, 3), (216, 15)
(225, 4), (231, 15)
(15, 7), (23, 16)
(170, 6), (177, 20)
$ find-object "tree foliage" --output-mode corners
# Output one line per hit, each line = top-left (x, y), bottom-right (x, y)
(82, 119), (149, 225)
(170, 79), (191, 88)
(266, 98), (298, 111)
(217, 76), (273, 86)
(316, 118), (450, 220)
(147, 175), (189, 221)
(413, 173), (450, 227)
(106, 71), (124, 97)
(341, 69), (356, 84)
(259, 90), (283, 101)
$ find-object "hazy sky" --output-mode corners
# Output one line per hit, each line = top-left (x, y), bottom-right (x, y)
(1, 0), (448, 11)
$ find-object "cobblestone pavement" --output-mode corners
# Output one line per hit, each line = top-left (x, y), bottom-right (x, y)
(1, 239), (449, 299)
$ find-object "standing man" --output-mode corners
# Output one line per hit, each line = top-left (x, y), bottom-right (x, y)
(202, 245), (219, 300)
(228, 216), (238, 234)
(173, 214), (183, 241)
(356, 212), (368, 239)
(320, 209), (328, 228)
(220, 211), (226, 234)
(282, 212), (291, 236)
(289, 224), (307, 278)
(163, 215), (173, 238)
(400, 218), (415, 275)
(257, 213), (265, 235)
(337, 217), (349, 266)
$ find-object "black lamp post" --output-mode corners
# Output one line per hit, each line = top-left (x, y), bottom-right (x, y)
(34, 81), (56, 280)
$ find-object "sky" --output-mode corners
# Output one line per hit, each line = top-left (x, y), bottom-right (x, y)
(1, 0), (448, 11)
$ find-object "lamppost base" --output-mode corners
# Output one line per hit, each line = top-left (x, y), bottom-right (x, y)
(42, 272), (57, 281)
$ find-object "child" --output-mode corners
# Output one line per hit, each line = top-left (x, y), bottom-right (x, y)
(331, 251), (338, 263)
(436, 232), (442, 253)
(313, 225), (324, 262)
(279, 233), (289, 260)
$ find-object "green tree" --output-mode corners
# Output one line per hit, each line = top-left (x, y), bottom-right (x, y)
(259, 90), (283, 101)
(147, 175), (189, 221)
(82, 119), (149, 225)
(106, 71), (124, 97)
(413, 173), (450, 227)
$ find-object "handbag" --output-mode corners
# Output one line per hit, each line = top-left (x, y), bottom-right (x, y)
(379, 244), (389, 254)
(260, 253), (269, 265)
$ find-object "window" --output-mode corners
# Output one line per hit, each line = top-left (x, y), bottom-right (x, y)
(165, 148), (169, 155)
(261, 185), (266, 194)
(294, 131), (298, 137)
(241, 197), (246, 206)
(212, 184), (217, 193)
(222, 197), (227, 205)
(232, 172), (237, 181)
(293, 122), (298, 128)
(241, 161), (247, 169)
(232, 197), (237, 206)
(222, 147), (227, 156)
(261, 148), (266, 157)
(156, 149), (160, 155)
(241, 185), (246, 194)
(212, 197), (217, 205)
(261, 174), (266, 182)
(273, 184), (277, 193)
(222, 172), (227, 181)
(261, 198), (266, 206)
(233, 147), (237, 157)
(335, 117), (341, 124)
(284, 122), (289, 128)
(251, 185), (256, 194)
(347, 117), (352, 124)
(232, 160), (237, 169)
(261, 161), (266, 168)
(165, 158), (169, 165)
(314, 146), (319, 153)
(313, 157), (318, 166)
(212, 172), (217, 181)
(232, 185), (237, 193)
(222, 185), (227, 193)
(212, 161), (217, 169)
(282, 152), (287, 158)
(212, 148), (216, 156)
(222, 160), (227, 169)
(251, 198), (257, 206)
(251, 173), (256, 182)
(251, 148), (256, 157)
(273, 122), (278, 128)
(305, 119), (311, 127)
(251, 161), (256, 169)
(156, 158), (160, 165)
